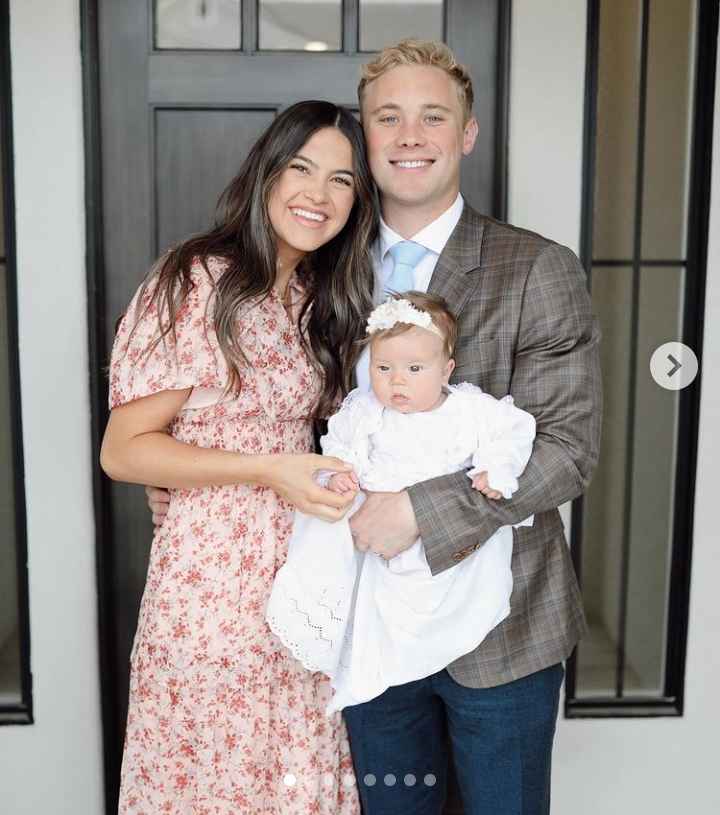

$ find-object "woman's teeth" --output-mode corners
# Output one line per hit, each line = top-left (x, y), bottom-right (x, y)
(291, 208), (327, 222)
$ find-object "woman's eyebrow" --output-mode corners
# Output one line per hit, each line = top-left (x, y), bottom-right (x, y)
(294, 154), (354, 177)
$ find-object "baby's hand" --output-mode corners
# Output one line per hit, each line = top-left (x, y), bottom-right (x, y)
(328, 471), (360, 495)
(471, 471), (503, 500)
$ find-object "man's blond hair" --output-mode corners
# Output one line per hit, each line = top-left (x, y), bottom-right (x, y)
(358, 39), (474, 123)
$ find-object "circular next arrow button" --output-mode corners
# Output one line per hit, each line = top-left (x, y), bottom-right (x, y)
(650, 342), (699, 391)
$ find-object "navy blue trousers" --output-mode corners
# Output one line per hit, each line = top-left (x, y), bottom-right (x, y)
(342, 663), (564, 815)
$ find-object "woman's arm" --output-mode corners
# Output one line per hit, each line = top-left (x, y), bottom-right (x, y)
(100, 388), (355, 520)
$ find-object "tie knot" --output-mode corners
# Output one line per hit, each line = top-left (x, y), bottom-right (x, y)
(388, 240), (428, 270)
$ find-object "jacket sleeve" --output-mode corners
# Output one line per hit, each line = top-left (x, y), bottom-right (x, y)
(407, 243), (603, 575)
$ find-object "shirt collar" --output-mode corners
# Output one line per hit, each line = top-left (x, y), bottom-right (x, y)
(379, 193), (464, 262)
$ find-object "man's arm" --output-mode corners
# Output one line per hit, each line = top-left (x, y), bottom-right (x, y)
(407, 243), (603, 575)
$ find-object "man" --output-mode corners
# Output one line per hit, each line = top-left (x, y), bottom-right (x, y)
(149, 40), (601, 815)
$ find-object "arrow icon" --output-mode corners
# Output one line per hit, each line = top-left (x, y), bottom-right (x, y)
(667, 354), (682, 377)
(651, 343), (697, 390)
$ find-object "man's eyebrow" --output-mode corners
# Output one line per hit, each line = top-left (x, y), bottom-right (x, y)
(422, 104), (454, 114)
(294, 154), (354, 176)
(367, 103), (402, 117)
(368, 103), (454, 116)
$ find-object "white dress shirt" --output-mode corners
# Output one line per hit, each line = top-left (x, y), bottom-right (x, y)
(355, 193), (465, 392)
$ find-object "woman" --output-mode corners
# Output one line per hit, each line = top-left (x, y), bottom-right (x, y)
(101, 101), (377, 814)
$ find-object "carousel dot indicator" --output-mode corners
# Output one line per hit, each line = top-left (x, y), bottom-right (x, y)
(342, 774), (356, 788)
(424, 773), (437, 787)
(363, 773), (377, 787)
(404, 773), (417, 786)
(283, 773), (296, 787)
(384, 773), (397, 786)
(322, 773), (334, 788)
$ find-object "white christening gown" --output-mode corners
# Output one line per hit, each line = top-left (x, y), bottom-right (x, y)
(266, 383), (536, 713)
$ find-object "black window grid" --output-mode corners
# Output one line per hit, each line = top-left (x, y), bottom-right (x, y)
(565, 0), (718, 718)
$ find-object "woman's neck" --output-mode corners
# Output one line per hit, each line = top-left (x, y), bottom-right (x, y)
(274, 257), (300, 300)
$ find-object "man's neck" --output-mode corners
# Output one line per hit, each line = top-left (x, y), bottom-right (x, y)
(381, 192), (459, 239)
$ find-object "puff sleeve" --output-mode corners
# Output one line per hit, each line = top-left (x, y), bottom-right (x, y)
(108, 262), (228, 409)
(460, 387), (536, 500)
(319, 388), (384, 480)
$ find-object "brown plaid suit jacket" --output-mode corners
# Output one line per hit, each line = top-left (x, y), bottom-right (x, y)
(406, 204), (602, 688)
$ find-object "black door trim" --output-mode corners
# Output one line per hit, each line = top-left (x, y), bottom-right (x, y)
(80, 1), (120, 810)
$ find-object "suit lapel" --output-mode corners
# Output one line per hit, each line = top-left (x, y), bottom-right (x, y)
(427, 205), (485, 320)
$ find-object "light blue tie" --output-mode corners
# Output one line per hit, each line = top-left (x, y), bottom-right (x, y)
(385, 240), (428, 295)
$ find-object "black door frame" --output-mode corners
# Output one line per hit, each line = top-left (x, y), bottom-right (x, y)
(80, 2), (512, 810)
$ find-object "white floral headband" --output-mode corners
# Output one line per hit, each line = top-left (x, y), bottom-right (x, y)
(366, 298), (444, 340)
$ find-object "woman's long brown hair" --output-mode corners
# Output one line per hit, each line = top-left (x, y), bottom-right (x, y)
(131, 101), (378, 418)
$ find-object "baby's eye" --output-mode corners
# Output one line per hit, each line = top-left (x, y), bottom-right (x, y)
(377, 365), (390, 372)
(409, 365), (422, 373)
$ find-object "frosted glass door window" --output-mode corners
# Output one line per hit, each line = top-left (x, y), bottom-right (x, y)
(259, 0), (342, 51)
(360, 0), (444, 52)
(155, 0), (242, 49)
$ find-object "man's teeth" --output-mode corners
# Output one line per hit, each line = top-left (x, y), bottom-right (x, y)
(395, 160), (431, 168)
(291, 208), (326, 222)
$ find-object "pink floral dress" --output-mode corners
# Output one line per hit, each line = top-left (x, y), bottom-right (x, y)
(109, 257), (359, 814)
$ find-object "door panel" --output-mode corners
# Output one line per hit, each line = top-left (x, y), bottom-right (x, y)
(96, 2), (505, 810)
(155, 107), (276, 251)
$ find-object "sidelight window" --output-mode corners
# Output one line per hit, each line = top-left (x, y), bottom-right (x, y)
(566, 0), (716, 716)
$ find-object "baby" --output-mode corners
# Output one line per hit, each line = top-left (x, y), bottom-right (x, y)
(266, 292), (536, 713)
(329, 293), (504, 500)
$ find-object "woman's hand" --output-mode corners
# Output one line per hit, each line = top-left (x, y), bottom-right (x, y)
(259, 454), (357, 521)
(142, 454), (355, 526)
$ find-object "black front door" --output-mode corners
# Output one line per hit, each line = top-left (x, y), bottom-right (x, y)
(90, 1), (506, 809)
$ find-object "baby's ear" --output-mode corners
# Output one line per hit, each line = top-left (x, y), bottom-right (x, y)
(443, 357), (456, 382)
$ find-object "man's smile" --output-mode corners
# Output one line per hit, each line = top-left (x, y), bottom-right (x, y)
(389, 159), (435, 170)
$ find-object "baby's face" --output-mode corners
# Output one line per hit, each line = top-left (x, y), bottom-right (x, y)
(369, 326), (455, 413)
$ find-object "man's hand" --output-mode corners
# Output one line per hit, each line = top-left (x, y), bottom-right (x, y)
(349, 490), (419, 559)
(145, 485), (170, 527)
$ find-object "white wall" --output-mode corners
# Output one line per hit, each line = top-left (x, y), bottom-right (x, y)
(0, 2), (104, 814)
(508, 0), (586, 540)
(510, 2), (720, 812)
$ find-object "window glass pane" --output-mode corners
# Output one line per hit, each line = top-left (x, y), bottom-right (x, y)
(360, 0), (444, 53)
(577, 266), (633, 697)
(0, 260), (21, 706)
(623, 266), (684, 696)
(592, 0), (642, 260)
(576, 266), (684, 699)
(258, 0), (342, 51)
(641, 0), (696, 260)
(155, 0), (242, 50)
